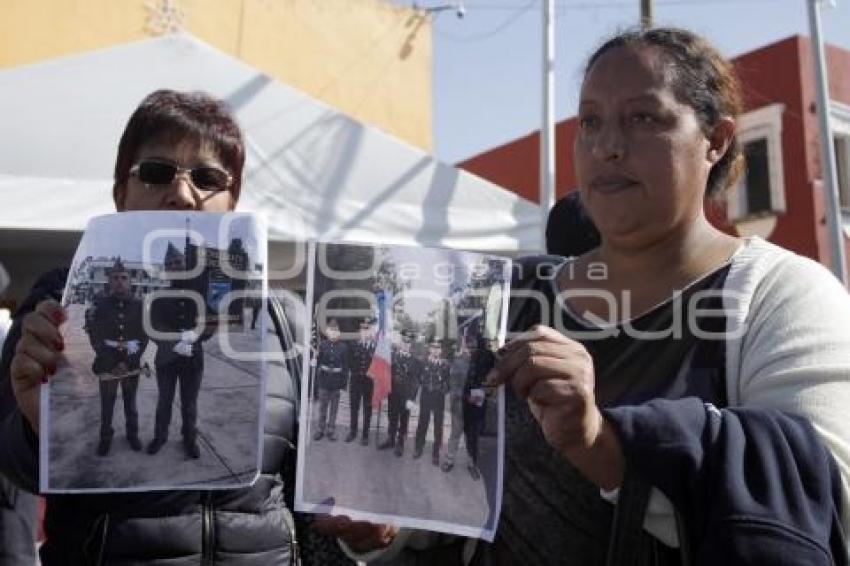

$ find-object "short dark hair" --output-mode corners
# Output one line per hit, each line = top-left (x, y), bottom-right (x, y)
(546, 191), (600, 257)
(585, 27), (744, 198)
(107, 257), (128, 277)
(113, 89), (245, 202)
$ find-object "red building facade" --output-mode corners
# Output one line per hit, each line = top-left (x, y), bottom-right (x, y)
(460, 36), (850, 275)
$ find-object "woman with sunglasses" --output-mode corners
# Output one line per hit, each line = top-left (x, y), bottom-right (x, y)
(0, 90), (379, 564)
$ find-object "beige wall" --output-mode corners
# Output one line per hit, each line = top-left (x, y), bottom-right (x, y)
(0, 0), (432, 150)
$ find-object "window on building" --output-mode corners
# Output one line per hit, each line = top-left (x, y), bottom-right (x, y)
(836, 135), (850, 210)
(727, 103), (786, 222)
(742, 138), (772, 214)
(831, 102), (850, 212)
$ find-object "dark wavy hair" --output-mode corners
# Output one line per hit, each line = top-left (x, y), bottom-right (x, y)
(585, 27), (745, 198)
(113, 89), (245, 202)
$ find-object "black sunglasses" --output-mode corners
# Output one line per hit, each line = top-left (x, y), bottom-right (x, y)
(130, 161), (232, 193)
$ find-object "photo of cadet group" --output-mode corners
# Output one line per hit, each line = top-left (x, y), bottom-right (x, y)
(297, 241), (509, 539)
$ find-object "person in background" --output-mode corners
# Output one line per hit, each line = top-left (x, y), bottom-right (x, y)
(545, 190), (600, 257)
(250, 294), (262, 330)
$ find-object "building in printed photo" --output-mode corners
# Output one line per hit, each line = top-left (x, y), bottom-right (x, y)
(68, 257), (169, 305)
(184, 232), (255, 326)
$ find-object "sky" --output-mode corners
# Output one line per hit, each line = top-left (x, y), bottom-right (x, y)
(400, 0), (850, 163)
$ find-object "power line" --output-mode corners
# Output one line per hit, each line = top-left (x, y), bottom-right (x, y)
(429, 0), (781, 42)
(431, 0), (536, 42)
(448, 0), (780, 10)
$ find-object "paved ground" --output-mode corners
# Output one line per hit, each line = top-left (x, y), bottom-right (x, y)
(301, 392), (499, 532)
(47, 305), (265, 491)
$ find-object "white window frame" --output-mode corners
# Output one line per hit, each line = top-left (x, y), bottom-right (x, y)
(728, 103), (787, 222)
(831, 102), (850, 216)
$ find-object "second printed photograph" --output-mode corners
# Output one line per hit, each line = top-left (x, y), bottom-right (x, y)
(296, 241), (511, 540)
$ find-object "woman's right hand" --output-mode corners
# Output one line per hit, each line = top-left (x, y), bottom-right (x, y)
(8, 299), (66, 435)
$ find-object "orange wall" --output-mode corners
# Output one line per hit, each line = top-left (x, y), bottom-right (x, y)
(460, 118), (579, 203)
(0, 0), (433, 151)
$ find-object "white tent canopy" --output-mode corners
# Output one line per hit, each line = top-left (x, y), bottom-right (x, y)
(0, 34), (540, 255)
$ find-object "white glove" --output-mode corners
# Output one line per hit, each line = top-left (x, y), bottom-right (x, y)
(126, 340), (140, 355)
(181, 330), (199, 344)
(469, 388), (485, 407)
(405, 400), (417, 411)
(173, 341), (193, 357)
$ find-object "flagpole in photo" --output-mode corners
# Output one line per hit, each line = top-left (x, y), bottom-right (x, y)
(367, 289), (393, 440)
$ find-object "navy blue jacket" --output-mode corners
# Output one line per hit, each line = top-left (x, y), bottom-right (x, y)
(605, 397), (849, 565)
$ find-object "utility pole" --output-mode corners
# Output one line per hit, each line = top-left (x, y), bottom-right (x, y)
(540, 0), (556, 252)
(640, 0), (653, 29)
(807, 0), (847, 284)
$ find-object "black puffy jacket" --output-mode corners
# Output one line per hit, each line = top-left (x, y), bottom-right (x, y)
(0, 269), (307, 565)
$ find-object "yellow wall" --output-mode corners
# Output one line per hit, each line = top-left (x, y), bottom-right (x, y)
(0, 0), (432, 150)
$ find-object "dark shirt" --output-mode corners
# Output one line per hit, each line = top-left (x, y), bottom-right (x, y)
(466, 347), (495, 394)
(487, 257), (730, 566)
(316, 340), (349, 390)
(449, 353), (470, 398)
(420, 358), (449, 394)
(350, 340), (376, 379)
(85, 294), (147, 374)
(149, 286), (208, 366)
(390, 349), (420, 401)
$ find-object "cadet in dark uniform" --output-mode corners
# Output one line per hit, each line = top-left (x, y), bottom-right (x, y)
(463, 336), (495, 481)
(378, 332), (420, 457)
(346, 318), (376, 445)
(413, 340), (450, 466)
(314, 318), (349, 441)
(442, 338), (471, 473)
(147, 244), (210, 459)
(85, 258), (148, 456)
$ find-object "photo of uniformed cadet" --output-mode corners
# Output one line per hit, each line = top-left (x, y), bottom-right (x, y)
(41, 211), (267, 492)
(346, 318), (376, 445)
(442, 337), (472, 473)
(313, 318), (349, 442)
(413, 339), (450, 466)
(147, 243), (212, 459)
(378, 331), (420, 457)
(84, 258), (149, 456)
(462, 335), (495, 481)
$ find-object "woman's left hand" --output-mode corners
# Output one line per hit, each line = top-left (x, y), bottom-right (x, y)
(486, 325), (624, 489)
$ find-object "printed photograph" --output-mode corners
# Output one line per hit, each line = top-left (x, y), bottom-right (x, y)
(41, 211), (267, 492)
(295, 241), (511, 540)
